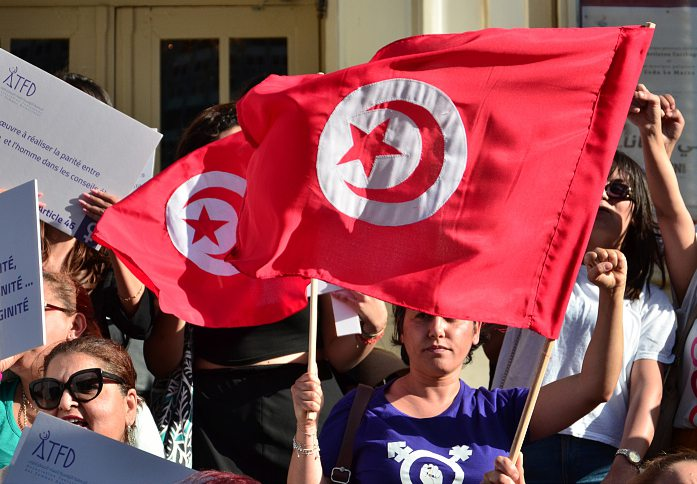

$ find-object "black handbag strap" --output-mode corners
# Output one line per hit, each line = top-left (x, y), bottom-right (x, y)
(330, 384), (374, 483)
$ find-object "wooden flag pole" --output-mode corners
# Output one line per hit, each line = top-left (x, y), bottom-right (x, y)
(308, 278), (319, 372)
(508, 338), (555, 464)
(306, 278), (319, 421)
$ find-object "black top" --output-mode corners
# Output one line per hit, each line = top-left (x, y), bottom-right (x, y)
(90, 269), (157, 396)
(91, 269), (156, 340)
(192, 304), (317, 366)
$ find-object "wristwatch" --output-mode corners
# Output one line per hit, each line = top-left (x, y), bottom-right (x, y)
(615, 448), (641, 469)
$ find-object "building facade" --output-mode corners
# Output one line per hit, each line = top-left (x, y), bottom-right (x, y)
(0, 0), (571, 167)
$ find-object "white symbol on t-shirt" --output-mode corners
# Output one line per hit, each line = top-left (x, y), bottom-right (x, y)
(387, 441), (471, 484)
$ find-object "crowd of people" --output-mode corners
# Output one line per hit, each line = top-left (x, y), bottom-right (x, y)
(1, 70), (697, 484)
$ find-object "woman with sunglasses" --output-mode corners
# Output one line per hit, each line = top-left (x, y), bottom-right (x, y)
(0, 272), (96, 468)
(31, 337), (138, 444)
(491, 151), (676, 483)
(30, 336), (164, 459)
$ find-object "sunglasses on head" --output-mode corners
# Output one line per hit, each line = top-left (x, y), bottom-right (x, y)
(605, 179), (633, 202)
(29, 368), (127, 410)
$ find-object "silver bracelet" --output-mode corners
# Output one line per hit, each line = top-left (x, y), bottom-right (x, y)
(292, 436), (319, 457)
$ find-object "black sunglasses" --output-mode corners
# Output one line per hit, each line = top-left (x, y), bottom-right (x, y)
(29, 368), (127, 410)
(605, 179), (633, 202)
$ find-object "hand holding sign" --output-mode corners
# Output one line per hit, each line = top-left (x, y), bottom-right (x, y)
(79, 189), (120, 221)
(0, 49), (161, 248)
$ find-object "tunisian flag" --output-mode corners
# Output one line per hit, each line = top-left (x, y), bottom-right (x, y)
(92, 132), (309, 327)
(230, 26), (653, 339)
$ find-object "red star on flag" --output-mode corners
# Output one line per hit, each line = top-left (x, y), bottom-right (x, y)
(184, 205), (228, 245)
(337, 119), (402, 177)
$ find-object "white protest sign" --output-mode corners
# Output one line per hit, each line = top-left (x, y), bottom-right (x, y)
(0, 48), (162, 247)
(307, 281), (361, 336)
(5, 413), (195, 484)
(133, 150), (156, 191)
(0, 180), (44, 360)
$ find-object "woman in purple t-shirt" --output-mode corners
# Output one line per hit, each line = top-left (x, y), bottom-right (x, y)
(288, 248), (628, 484)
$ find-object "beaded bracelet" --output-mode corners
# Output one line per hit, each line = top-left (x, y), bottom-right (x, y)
(292, 436), (320, 457)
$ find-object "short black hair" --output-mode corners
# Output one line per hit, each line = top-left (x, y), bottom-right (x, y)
(391, 305), (481, 366)
(59, 72), (112, 107)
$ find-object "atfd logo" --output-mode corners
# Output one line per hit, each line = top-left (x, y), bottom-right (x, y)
(3, 66), (36, 96)
(387, 441), (472, 484)
(31, 431), (76, 468)
(316, 78), (467, 227)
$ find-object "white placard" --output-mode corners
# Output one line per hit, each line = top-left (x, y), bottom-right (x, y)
(5, 413), (195, 484)
(0, 48), (162, 247)
(132, 145), (156, 191)
(331, 296), (362, 337)
(581, 4), (697, 218)
(0, 180), (45, 360)
(307, 281), (362, 336)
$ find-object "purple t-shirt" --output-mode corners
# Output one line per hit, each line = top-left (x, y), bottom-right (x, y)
(319, 380), (528, 484)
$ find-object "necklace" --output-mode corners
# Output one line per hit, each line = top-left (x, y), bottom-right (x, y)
(19, 388), (36, 430)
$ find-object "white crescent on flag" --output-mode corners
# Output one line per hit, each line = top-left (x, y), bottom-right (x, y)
(316, 78), (467, 226)
(166, 171), (245, 276)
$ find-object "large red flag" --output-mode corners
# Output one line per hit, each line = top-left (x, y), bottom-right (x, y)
(92, 132), (309, 327)
(230, 26), (652, 339)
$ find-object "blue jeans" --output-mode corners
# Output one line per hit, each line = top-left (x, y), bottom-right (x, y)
(521, 434), (616, 483)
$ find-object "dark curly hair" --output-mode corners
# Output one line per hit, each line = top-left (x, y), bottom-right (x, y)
(391, 306), (481, 366)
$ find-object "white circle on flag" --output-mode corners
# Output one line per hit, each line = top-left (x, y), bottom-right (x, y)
(166, 171), (246, 276)
(317, 78), (467, 226)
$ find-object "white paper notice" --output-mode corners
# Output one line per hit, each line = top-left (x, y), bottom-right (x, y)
(0, 48), (162, 247)
(306, 281), (362, 336)
(0, 180), (45, 359)
(5, 413), (195, 484)
(331, 296), (362, 337)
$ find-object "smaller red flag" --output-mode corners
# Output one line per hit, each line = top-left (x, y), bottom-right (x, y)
(93, 132), (309, 327)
